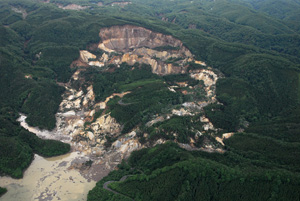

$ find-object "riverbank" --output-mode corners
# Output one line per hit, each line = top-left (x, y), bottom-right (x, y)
(0, 152), (96, 201)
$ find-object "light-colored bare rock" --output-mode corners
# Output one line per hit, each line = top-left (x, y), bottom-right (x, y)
(82, 85), (95, 107)
(91, 114), (121, 136)
(88, 61), (104, 67)
(194, 60), (207, 66)
(215, 132), (235, 146)
(97, 25), (194, 75)
(111, 1), (132, 7)
(190, 69), (218, 87)
(57, 4), (89, 10)
(86, 132), (95, 141)
(200, 116), (210, 123)
(172, 108), (193, 116)
(80, 50), (96, 63)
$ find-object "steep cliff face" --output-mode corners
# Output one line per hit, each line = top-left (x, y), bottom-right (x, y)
(16, 25), (226, 185)
(99, 25), (190, 54)
(31, 25), (224, 171)
(97, 25), (193, 75)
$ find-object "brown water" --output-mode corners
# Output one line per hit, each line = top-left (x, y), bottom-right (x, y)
(0, 152), (96, 201)
(0, 114), (96, 201)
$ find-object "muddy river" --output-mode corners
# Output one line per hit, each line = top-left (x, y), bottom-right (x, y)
(0, 152), (96, 201)
(0, 115), (97, 201)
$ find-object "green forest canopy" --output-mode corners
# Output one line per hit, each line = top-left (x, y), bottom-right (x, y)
(0, 0), (299, 199)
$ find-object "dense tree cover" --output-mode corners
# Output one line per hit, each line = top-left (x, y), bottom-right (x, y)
(0, 0), (300, 199)
(242, 0), (300, 23)
(0, 0), (75, 179)
(92, 63), (159, 101)
(109, 81), (183, 134)
(21, 80), (65, 129)
(88, 108), (300, 200)
(0, 136), (32, 178)
(82, 1), (300, 199)
(145, 115), (204, 143)
(90, 64), (205, 143)
(34, 46), (79, 82)
(87, 161), (137, 201)
(89, 63), (185, 133)
(0, 187), (7, 197)
(83, 0), (300, 130)
(205, 53), (300, 131)
(18, 130), (70, 157)
(0, 0), (150, 180)
(82, 0), (300, 58)
(88, 142), (300, 201)
(0, 109), (70, 178)
(163, 73), (199, 86)
(0, 36), (65, 130)
(246, 110), (300, 143)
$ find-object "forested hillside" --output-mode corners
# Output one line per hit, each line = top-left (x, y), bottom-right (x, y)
(0, 0), (299, 199)
(88, 142), (300, 201)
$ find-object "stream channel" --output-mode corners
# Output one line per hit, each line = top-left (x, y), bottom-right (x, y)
(0, 115), (96, 201)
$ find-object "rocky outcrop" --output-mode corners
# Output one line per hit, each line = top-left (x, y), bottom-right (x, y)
(112, 131), (141, 154)
(121, 47), (190, 74)
(94, 92), (131, 110)
(91, 114), (121, 136)
(57, 4), (89, 10)
(190, 69), (218, 87)
(39, 25), (224, 175)
(172, 108), (193, 116)
(190, 68), (219, 99)
(80, 50), (104, 67)
(121, 52), (185, 75)
(88, 61), (105, 67)
(82, 85), (95, 108)
(97, 25), (193, 74)
(80, 50), (96, 63)
(55, 81), (140, 160)
(76, 26), (215, 75)
(194, 60), (207, 66)
(59, 85), (95, 110)
(60, 94), (82, 109)
(111, 1), (132, 7)
(98, 25), (191, 54)
(215, 132), (235, 146)
(16, 24), (229, 195)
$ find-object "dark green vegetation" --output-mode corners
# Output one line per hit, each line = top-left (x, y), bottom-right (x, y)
(242, 0), (300, 31)
(83, 63), (203, 142)
(92, 63), (185, 134)
(92, 63), (160, 101)
(145, 115), (204, 144)
(0, 0), (300, 199)
(83, 63), (208, 144)
(0, 0), (79, 178)
(88, 162), (136, 201)
(84, 0), (300, 200)
(79, 0), (300, 132)
(0, 110), (70, 178)
(0, 187), (7, 197)
(88, 143), (300, 201)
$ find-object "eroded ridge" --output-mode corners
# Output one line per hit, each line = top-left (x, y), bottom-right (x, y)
(97, 25), (193, 75)
(98, 25), (190, 53)
(20, 25), (230, 185)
